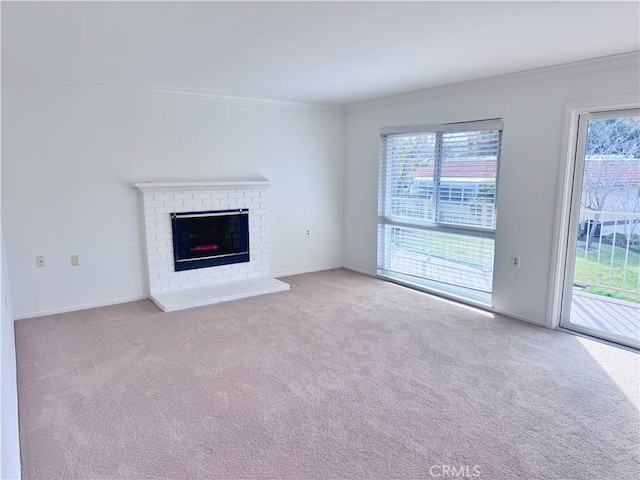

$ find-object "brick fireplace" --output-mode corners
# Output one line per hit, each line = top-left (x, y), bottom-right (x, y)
(134, 181), (289, 311)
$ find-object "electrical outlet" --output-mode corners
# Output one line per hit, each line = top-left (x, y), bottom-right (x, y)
(71, 255), (80, 266)
(306, 229), (311, 237)
(36, 256), (45, 267)
(511, 255), (521, 269)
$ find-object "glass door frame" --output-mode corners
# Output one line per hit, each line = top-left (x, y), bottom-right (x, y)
(555, 106), (639, 350)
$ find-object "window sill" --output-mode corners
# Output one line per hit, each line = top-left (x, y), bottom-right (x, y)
(377, 269), (492, 308)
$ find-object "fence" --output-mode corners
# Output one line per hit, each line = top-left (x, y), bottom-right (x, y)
(576, 209), (640, 298)
(390, 197), (496, 229)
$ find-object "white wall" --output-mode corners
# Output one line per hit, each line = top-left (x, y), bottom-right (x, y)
(2, 80), (344, 318)
(343, 57), (640, 326)
(1, 237), (21, 479)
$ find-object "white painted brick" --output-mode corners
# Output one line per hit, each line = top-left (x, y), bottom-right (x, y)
(144, 205), (159, 214)
(154, 206), (175, 214)
(146, 226), (166, 236)
(142, 185), (271, 296)
(186, 272), (207, 281)
(198, 278), (216, 287)
(148, 239), (169, 248)
(146, 213), (167, 222)
(149, 265), (169, 275)
(153, 194), (174, 201)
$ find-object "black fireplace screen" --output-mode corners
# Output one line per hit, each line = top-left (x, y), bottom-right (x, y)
(171, 209), (250, 271)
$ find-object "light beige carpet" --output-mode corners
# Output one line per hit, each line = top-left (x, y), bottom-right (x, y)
(15, 269), (640, 479)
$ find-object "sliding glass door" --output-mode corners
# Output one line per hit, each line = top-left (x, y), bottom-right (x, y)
(377, 120), (502, 304)
(560, 109), (640, 349)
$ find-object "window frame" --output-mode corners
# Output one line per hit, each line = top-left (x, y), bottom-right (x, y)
(379, 119), (503, 237)
(377, 119), (503, 293)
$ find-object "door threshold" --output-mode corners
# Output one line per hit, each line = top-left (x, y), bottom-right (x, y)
(555, 326), (639, 353)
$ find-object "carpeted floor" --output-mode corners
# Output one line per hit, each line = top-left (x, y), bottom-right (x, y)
(15, 269), (640, 479)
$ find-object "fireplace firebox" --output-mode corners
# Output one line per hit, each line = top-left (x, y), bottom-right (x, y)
(171, 209), (250, 271)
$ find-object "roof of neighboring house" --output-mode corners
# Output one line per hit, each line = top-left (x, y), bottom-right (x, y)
(410, 159), (640, 184)
(413, 160), (496, 179)
(583, 159), (640, 185)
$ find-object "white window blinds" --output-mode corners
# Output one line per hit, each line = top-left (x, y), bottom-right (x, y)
(378, 119), (503, 295)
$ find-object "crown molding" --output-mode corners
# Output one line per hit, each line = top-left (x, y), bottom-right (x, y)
(3, 52), (637, 113)
(346, 51), (640, 112)
(1, 73), (344, 112)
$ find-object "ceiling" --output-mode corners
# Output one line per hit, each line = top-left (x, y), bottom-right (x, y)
(2, 2), (639, 105)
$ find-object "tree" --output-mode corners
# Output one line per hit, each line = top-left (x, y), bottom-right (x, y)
(389, 133), (435, 196)
(581, 117), (640, 250)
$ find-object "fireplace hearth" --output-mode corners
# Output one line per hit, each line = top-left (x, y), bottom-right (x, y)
(172, 209), (250, 271)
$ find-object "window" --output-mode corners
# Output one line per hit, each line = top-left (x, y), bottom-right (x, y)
(377, 119), (503, 301)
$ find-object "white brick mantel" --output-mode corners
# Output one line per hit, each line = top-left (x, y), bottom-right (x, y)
(134, 180), (289, 311)
(133, 180), (272, 193)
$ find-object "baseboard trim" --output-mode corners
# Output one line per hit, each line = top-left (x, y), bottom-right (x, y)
(13, 266), (345, 319)
(490, 308), (544, 328)
(275, 265), (344, 278)
(14, 266), (545, 329)
(14, 295), (149, 320)
(343, 265), (545, 328)
(341, 265), (374, 276)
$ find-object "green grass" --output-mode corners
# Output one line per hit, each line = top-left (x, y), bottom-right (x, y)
(393, 230), (494, 270)
(394, 229), (639, 303)
(574, 241), (640, 303)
